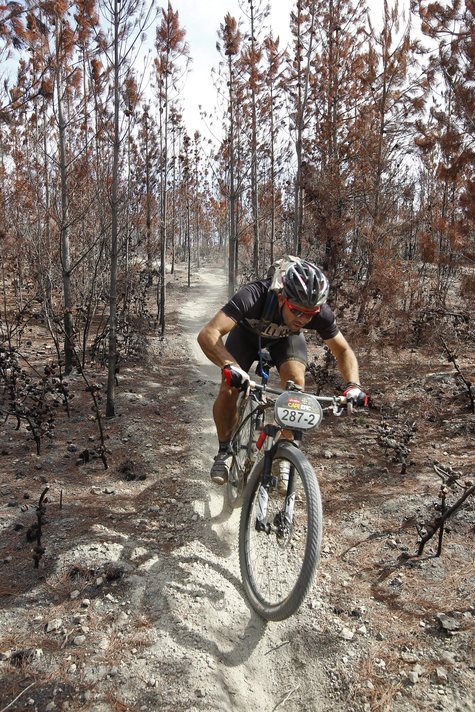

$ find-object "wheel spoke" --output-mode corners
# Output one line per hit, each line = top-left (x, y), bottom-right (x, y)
(225, 397), (257, 510)
(239, 445), (322, 620)
(245, 457), (309, 605)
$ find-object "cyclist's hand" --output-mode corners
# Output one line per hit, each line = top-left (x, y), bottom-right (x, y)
(343, 383), (368, 407)
(222, 364), (250, 391)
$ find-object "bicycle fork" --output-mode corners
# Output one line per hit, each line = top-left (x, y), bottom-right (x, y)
(255, 426), (296, 535)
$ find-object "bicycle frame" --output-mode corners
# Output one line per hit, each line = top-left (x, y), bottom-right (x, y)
(239, 378), (348, 525)
(234, 357), (361, 620)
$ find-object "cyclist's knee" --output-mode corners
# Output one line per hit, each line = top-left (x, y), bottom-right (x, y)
(217, 380), (240, 403)
(278, 359), (306, 389)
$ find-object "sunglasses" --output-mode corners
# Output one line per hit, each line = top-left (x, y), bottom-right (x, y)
(284, 297), (321, 319)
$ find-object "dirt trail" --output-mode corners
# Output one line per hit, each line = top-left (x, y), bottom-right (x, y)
(1, 264), (473, 712)
(145, 265), (474, 712)
(163, 265), (333, 712)
(0, 265), (337, 712)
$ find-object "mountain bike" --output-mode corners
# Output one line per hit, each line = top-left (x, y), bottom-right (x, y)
(225, 354), (353, 621)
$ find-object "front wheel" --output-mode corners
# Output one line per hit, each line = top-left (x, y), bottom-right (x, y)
(225, 396), (258, 511)
(238, 441), (322, 621)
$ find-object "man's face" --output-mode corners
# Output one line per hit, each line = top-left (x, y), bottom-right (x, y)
(278, 294), (320, 333)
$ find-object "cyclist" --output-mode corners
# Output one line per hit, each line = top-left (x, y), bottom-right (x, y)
(197, 258), (368, 484)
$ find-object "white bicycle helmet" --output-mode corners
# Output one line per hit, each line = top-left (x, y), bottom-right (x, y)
(282, 260), (329, 309)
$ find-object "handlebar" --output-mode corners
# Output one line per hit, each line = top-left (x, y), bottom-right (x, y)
(247, 379), (353, 415)
(250, 350), (362, 414)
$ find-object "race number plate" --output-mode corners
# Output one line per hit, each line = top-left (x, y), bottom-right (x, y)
(275, 392), (323, 431)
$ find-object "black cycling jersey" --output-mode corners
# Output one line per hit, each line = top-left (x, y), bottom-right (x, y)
(222, 278), (339, 341)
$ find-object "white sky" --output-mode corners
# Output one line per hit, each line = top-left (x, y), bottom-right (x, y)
(169, 0), (293, 136)
(165, 0), (411, 137)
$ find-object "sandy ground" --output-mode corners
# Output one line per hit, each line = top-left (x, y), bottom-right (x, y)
(0, 263), (473, 712)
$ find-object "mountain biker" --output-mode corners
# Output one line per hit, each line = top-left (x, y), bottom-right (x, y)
(197, 258), (367, 484)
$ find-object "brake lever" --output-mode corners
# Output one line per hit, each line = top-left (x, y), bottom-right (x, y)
(333, 396), (347, 416)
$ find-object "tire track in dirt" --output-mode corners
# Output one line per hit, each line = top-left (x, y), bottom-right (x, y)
(168, 265), (333, 712)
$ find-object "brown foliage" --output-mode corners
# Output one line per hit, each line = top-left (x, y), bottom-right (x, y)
(221, 13), (241, 57)
(460, 272), (475, 300)
(123, 76), (139, 113)
(419, 231), (436, 263)
(156, 5), (187, 53)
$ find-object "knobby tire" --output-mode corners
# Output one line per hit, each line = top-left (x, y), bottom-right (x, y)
(238, 441), (322, 621)
(225, 395), (257, 511)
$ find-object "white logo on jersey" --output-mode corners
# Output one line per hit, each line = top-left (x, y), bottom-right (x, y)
(245, 318), (292, 339)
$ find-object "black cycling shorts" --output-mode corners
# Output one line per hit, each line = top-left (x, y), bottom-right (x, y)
(225, 324), (307, 374)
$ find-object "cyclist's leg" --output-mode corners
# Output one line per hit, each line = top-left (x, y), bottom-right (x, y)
(269, 335), (308, 487)
(278, 358), (306, 389)
(213, 383), (240, 444)
(269, 333), (307, 389)
(211, 327), (260, 483)
(213, 326), (259, 442)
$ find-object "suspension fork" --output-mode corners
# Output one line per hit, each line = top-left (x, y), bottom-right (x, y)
(255, 425), (279, 532)
(255, 428), (302, 533)
(279, 433), (302, 530)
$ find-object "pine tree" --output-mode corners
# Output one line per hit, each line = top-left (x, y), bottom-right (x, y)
(154, 2), (188, 334)
(414, 0), (475, 280)
(218, 13), (242, 294)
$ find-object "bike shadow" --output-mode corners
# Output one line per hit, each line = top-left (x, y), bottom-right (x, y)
(142, 550), (268, 669)
(127, 425), (270, 672)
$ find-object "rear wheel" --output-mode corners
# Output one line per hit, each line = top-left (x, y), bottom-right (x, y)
(238, 441), (322, 620)
(225, 396), (258, 511)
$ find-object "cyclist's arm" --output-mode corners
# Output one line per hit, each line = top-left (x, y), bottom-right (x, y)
(324, 331), (361, 384)
(197, 310), (238, 369)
